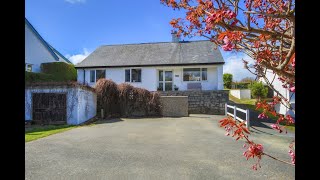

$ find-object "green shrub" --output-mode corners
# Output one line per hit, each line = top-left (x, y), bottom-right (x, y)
(223, 73), (233, 89)
(95, 79), (161, 117)
(25, 72), (56, 82)
(95, 79), (120, 117)
(265, 85), (274, 98)
(249, 82), (268, 100)
(240, 77), (256, 83)
(40, 62), (77, 81)
(26, 62), (77, 83)
(237, 82), (249, 89)
(231, 82), (251, 89)
(118, 83), (161, 116)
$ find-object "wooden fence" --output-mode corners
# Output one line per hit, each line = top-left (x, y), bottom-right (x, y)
(225, 103), (250, 130)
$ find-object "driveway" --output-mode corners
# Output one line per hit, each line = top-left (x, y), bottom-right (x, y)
(25, 115), (294, 180)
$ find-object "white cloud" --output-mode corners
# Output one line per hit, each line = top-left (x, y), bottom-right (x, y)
(65, 48), (90, 65)
(223, 53), (256, 82)
(65, 0), (86, 4)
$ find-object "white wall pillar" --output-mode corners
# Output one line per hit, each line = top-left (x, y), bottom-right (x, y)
(217, 65), (224, 90)
(77, 69), (84, 84)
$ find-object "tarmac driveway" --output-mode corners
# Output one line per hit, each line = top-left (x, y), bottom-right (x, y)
(25, 115), (294, 180)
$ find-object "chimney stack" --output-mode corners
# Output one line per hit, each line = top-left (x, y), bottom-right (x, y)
(171, 31), (180, 43)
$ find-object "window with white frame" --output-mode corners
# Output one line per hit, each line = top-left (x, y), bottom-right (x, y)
(25, 63), (32, 72)
(96, 70), (106, 80)
(125, 69), (141, 82)
(90, 70), (95, 83)
(183, 68), (207, 81)
(90, 70), (106, 83)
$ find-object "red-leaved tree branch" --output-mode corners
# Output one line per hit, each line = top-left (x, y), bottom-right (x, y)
(161, 0), (295, 170)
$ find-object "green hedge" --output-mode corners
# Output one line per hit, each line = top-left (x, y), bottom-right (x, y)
(25, 62), (77, 82)
(25, 72), (56, 82)
(41, 62), (77, 81)
(231, 82), (251, 89)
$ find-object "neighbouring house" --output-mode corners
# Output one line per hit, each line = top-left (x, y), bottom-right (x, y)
(25, 19), (94, 125)
(25, 18), (72, 73)
(260, 70), (295, 117)
(75, 33), (225, 91)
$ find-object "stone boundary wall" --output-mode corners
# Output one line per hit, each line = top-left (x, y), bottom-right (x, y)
(159, 90), (229, 115)
(160, 96), (188, 117)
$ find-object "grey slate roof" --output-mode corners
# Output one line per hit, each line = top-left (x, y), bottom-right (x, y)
(75, 40), (224, 68)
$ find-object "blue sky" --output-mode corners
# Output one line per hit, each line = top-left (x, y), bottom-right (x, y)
(25, 0), (255, 81)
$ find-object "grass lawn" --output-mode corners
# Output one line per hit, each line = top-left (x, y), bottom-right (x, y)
(228, 94), (295, 132)
(229, 94), (263, 113)
(25, 125), (78, 142)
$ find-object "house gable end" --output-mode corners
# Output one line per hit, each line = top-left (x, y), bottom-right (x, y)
(25, 18), (59, 61)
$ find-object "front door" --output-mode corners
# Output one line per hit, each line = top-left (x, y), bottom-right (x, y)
(158, 70), (173, 91)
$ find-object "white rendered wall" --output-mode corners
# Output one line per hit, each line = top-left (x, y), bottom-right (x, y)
(25, 24), (58, 72)
(260, 70), (295, 117)
(217, 65), (224, 90)
(77, 88), (97, 124)
(230, 89), (251, 99)
(77, 65), (223, 91)
(230, 89), (240, 99)
(25, 87), (96, 125)
(78, 67), (157, 90)
(77, 69), (84, 84)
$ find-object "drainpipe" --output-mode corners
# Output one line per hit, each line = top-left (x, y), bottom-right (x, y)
(83, 69), (86, 85)
(286, 88), (288, 113)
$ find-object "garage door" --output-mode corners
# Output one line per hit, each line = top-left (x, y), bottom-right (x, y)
(32, 93), (67, 124)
